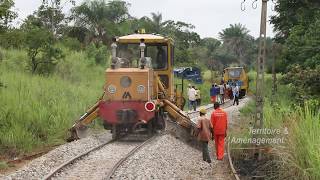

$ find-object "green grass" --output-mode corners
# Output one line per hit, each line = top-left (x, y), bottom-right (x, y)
(0, 48), (105, 156)
(235, 71), (320, 179)
(0, 161), (9, 169)
(286, 105), (320, 180)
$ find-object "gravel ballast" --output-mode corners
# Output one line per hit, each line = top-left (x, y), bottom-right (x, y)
(2, 97), (251, 180)
(52, 141), (141, 180)
(111, 134), (217, 180)
(2, 131), (111, 180)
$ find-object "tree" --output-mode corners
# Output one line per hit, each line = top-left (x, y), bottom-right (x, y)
(25, 27), (64, 74)
(139, 12), (167, 34)
(270, 0), (320, 71)
(271, 0), (320, 100)
(200, 38), (221, 82)
(219, 23), (253, 66)
(35, 0), (67, 36)
(0, 0), (17, 32)
(71, 0), (129, 45)
(270, 0), (320, 43)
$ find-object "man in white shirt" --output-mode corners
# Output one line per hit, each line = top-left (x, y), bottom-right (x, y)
(188, 85), (197, 111)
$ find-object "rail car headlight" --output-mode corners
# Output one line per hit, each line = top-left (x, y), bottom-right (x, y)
(120, 76), (132, 88)
(145, 101), (155, 112)
(137, 85), (145, 94)
(107, 84), (116, 94)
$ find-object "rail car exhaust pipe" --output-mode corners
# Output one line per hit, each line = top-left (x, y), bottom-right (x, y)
(139, 38), (146, 69)
(111, 37), (118, 69)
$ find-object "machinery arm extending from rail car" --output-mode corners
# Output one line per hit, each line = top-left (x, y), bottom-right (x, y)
(156, 77), (197, 130)
(67, 76), (197, 142)
(67, 92), (105, 142)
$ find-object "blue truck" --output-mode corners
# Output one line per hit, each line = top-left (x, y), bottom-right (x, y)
(174, 67), (203, 84)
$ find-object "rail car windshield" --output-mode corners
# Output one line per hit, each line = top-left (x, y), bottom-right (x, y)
(117, 43), (168, 70)
(228, 68), (242, 78)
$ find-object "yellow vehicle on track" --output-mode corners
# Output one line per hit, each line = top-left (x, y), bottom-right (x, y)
(223, 67), (249, 97)
(68, 33), (194, 141)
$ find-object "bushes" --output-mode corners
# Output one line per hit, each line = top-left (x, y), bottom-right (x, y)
(282, 65), (320, 103)
(25, 27), (64, 75)
(0, 29), (25, 49)
(85, 43), (110, 65)
(60, 37), (82, 51)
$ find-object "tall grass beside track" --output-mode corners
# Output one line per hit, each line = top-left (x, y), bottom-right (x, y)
(0, 49), (105, 157)
(236, 72), (320, 180)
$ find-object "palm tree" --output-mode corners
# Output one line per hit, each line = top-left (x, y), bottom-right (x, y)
(150, 12), (163, 33)
(140, 12), (167, 34)
(219, 23), (253, 65)
(72, 0), (129, 45)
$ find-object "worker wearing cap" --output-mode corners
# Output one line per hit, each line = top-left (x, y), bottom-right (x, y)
(197, 108), (213, 163)
(211, 102), (228, 160)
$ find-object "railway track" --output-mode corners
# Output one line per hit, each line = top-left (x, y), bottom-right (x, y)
(43, 135), (158, 180)
(9, 99), (245, 180)
(107, 99), (239, 180)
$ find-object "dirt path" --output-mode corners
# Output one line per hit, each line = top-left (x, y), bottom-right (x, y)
(205, 97), (251, 180)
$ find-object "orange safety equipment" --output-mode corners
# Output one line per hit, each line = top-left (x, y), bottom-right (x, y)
(211, 108), (228, 135)
(211, 107), (228, 160)
(214, 135), (225, 160)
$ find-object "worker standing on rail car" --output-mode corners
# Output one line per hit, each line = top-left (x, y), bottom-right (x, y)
(211, 102), (228, 160)
(197, 108), (213, 163)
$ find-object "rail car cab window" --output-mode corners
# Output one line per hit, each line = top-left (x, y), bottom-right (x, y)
(145, 44), (168, 70)
(228, 69), (242, 78)
(117, 43), (168, 70)
(118, 44), (140, 68)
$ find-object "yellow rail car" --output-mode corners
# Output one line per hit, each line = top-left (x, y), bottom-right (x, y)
(68, 33), (193, 141)
(223, 67), (249, 97)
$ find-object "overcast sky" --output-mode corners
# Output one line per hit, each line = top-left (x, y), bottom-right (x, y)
(13, 0), (277, 39)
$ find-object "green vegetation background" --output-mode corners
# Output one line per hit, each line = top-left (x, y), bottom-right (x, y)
(0, 48), (105, 156)
(0, 0), (319, 179)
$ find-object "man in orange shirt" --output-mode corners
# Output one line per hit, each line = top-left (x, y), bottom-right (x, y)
(211, 102), (228, 160)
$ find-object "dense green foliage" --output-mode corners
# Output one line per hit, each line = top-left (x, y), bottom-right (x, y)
(271, 0), (320, 102)
(0, 3), (319, 179)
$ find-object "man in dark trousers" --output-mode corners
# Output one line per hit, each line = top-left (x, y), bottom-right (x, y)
(211, 102), (228, 160)
(197, 108), (213, 163)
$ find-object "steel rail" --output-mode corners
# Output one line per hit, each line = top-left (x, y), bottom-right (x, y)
(43, 139), (116, 180)
(105, 135), (159, 180)
(43, 98), (244, 180)
(227, 140), (241, 180)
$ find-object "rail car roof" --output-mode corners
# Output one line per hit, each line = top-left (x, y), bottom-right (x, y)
(117, 34), (173, 44)
(224, 67), (244, 70)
